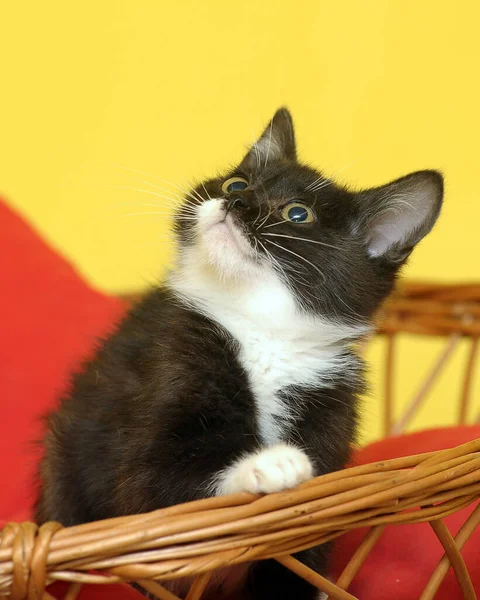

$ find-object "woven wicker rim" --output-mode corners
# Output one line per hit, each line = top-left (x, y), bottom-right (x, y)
(1, 438), (480, 600)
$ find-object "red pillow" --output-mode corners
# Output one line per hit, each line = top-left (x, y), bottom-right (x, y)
(1, 198), (478, 599)
(0, 200), (127, 520)
(330, 426), (480, 599)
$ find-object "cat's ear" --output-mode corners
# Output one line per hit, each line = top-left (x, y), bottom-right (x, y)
(240, 108), (296, 170)
(355, 170), (443, 263)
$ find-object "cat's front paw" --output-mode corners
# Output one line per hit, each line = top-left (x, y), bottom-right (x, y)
(216, 444), (313, 495)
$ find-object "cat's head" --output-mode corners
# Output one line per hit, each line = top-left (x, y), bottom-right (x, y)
(174, 108), (443, 324)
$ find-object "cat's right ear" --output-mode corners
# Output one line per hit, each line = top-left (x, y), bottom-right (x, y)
(354, 170), (443, 264)
(239, 108), (297, 171)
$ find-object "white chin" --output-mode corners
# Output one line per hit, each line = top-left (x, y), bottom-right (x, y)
(195, 199), (258, 279)
(200, 221), (256, 278)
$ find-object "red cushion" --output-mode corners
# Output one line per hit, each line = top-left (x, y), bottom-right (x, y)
(0, 200), (126, 520)
(331, 426), (480, 599)
(0, 198), (478, 599)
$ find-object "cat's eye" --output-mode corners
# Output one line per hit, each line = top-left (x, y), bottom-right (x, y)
(281, 202), (316, 224)
(221, 177), (249, 194)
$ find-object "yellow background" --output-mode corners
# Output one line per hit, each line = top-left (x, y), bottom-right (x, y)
(1, 1), (479, 442)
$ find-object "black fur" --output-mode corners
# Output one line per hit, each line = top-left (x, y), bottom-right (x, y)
(35, 108), (443, 599)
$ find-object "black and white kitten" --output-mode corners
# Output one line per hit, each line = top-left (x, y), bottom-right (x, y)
(35, 108), (443, 599)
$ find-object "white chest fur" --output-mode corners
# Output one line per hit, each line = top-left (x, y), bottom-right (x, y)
(170, 256), (367, 446)
(219, 314), (353, 445)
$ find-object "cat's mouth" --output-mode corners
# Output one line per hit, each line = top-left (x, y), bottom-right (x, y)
(213, 214), (253, 256)
(197, 199), (256, 261)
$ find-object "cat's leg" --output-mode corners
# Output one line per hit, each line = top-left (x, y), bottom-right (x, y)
(213, 443), (313, 495)
(213, 443), (329, 600)
(244, 545), (331, 600)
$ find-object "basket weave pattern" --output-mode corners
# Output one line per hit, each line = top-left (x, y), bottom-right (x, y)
(1, 282), (479, 600)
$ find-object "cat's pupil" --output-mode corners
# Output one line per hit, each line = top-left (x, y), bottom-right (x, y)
(288, 206), (308, 222)
(227, 181), (248, 192)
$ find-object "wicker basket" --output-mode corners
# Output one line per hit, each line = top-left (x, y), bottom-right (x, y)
(1, 282), (479, 600)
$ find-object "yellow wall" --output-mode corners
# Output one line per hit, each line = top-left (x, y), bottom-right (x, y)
(1, 1), (479, 442)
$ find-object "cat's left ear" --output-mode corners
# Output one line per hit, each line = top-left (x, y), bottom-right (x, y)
(240, 107), (296, 170)
(355, 170), (443, 263)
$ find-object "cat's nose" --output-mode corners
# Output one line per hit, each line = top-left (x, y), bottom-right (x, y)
(225, 195), (247, 213)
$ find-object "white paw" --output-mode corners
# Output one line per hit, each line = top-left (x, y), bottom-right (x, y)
(216, 444), (313, 495)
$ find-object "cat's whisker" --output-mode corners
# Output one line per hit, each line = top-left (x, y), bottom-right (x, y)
(148, 175), (204, 205)
(170, 194), (201, 210)
(252, 236), (261, 260)
(112, 208), (198, 222)
(308, 163), (353, 193)
(136, 204), (196, 215)
(119, 211), (196, 219)
(263, 233), (342, 251)
(176, 211), (198, 220)
(309, 179), (333, 193)
(137, 180), (183, 200)
(176, 202), (198, 212)
(171, 211), (198, 220)
(138, 180), (201, 206)
(107, 163), (187, 194)
(257, 187), (275, 229)
(264, 239), (326, 282)
(256, 212), (267, 231)
(201, 183), (212, 201)
(257, 210), (272, 229)
(273, 258), (312, 288)
(257, 207), (272, 230)
(262, 219), (289, 229)
(252, 206), (262, 229)
(107, 163), (169, 182)
(255, 238), (285, 275)
(137, 203), (175, 209)
(102, 184), (186, 205)
(333, 288), (365, 322)
(106, 164), (204, 205)
(181, 185), (204, 204)
(305, 176), (324, 191)
(70, 182), (182, 206)
(308, 177), (338, 193)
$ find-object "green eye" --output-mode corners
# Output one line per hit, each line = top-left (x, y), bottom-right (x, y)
(281, 202), (315, 223)
(221, 177), (249, 194)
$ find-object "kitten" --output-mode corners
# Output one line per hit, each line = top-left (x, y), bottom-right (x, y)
(35, 108), (443, 599)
